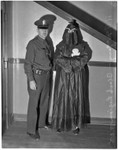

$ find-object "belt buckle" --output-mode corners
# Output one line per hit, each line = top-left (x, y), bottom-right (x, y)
(36, 70), (42, 75)
(38, 70), (42, 74)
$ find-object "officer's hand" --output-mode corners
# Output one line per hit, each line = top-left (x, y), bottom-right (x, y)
(29, 80), (37, 90)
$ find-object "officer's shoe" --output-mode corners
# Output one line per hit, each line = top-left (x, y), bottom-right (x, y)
(27, 131), (40, 140)
(44, 126), (49, 129)
(44, 124), (52, 129)
(73, 127), (80, 135)
(57, 129), (62, 133)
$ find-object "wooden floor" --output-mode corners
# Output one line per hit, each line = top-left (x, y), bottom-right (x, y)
(2, 121), (116, 148)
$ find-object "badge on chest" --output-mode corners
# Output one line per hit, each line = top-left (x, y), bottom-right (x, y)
(71, 48), (80, 57)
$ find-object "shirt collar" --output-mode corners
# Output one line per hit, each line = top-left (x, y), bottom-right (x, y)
(36, 35), (49, 49)
(37, 35), (45, 42)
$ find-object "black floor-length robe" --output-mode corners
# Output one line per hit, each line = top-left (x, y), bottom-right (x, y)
(52, 40), (92, 131)
(52, 41), (92, 131)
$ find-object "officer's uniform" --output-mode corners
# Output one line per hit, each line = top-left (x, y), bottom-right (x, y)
(24, 15), (56, 135)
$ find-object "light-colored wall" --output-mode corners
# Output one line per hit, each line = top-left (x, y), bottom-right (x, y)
(12, 1), (116, 118)
(89, 66), (116, 118)
(71, 1), (117, 30)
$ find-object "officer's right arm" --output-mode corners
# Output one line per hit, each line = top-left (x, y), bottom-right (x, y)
(24, 41), (37, 90)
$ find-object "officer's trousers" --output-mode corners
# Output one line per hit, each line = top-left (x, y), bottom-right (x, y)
(27, 72), (50, 134)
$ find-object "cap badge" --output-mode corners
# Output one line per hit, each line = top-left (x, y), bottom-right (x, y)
(42, 20), (46, 25)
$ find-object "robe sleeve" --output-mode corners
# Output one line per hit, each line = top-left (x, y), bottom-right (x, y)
(71, 42), (92, 70)
(54, 45), (72, 73)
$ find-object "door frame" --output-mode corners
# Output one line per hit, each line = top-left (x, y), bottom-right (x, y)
(1, 1), (8, 135)
(1, 1), (14, 135)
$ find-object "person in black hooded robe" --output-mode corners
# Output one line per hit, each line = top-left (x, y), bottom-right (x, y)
(51, 20), (92, 135)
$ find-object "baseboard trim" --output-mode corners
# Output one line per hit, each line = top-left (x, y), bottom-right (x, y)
(8, 113), (14, 126)
(14, 114), (27, 122)
(14, 114), (116, 126)
(91, 117), (116, 125)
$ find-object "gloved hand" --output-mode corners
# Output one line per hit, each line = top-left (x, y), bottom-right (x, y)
(63, 65), (72, 73)
(56, 57), (72, 73)
(71, 59), (81, 70)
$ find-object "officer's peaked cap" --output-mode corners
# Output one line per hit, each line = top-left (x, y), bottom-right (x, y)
(34, 14), (56, 29)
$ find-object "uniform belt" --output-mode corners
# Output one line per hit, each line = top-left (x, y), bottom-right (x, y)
(34, 69), (50, 75)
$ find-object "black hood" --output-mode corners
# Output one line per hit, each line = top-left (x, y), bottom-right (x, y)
(62, 20), (83, 46)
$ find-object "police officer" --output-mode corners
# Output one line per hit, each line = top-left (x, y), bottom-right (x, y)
(24, 14), (56, 140)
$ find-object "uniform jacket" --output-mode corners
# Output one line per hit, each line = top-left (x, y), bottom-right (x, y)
(24, 35), (54, 81)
